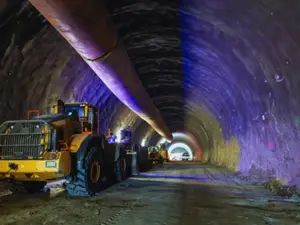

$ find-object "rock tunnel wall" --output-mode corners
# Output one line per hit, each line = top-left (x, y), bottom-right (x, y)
(0, 0), (300, 185)
(107, 0), (300, 184)
(177, 0), (300, 184)
(0, 1), (146, 143)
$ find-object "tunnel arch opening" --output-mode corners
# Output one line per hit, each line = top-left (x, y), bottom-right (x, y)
(157, 132), (203, 161)
(168, 142), (193, 161)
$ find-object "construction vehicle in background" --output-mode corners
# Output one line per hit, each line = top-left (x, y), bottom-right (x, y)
(105, 127), (139, 176)
(148, 144), (168, 164)
(0, 100), (137, 196)
(105, 128), (117, 144)
(120, 127), (140, 176)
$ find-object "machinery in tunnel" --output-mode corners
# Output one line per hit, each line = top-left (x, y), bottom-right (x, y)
(105, 127), (140, 175)
(0, 100), (138, 196)
(157, 132), (202, 161)
(27, 0), (174, 144)
(0, 0), (299, 198)
(1, 2), (300, 224)
(148, 144), (169, 164)
(106, 128), (117, 144)
(167, 143), (194, 161)
(106, 127), (133, 145)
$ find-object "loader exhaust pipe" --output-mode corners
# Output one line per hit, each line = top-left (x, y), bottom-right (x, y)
(29, 0), (173, 142)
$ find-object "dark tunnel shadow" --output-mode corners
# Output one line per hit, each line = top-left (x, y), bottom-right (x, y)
(0, 1), (45, 61)
(139, 173), (228, 182)
(123, 178), (283, 224)
(106, 0), (186, 133)
(1, 175), (297, 224)
(0, 159), (155, 217)
(0, 189), (66, 217)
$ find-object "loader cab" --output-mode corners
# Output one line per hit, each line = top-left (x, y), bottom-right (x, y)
(120, 128), (132, 144)
(106, 128), (117, 143)
(53, 100), (100, 135)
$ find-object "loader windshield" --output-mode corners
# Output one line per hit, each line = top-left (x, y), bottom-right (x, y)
(53, 101), (99, 134)
(65, 106), (85, 118)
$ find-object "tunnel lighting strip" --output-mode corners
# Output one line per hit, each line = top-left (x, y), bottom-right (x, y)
(168, 143), (194, 160)
(116, 129), (122, 143)
(141, 138), (146, 147)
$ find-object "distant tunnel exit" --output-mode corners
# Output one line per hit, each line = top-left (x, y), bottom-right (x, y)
(157, 132), (203, 161)
(168, 143), (193, 161)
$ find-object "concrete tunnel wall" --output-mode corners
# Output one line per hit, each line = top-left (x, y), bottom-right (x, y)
(0, 0), (300, 185)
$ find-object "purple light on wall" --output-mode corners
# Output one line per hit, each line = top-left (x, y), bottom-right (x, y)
(179, 0), (300, 185)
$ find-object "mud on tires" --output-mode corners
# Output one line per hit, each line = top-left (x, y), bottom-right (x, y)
(66, 147), (105, 196)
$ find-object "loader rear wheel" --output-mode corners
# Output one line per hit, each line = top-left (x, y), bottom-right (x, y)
(10, 181), (46, 194)
(131, 153), (140, 176)
(90, 160), (101, 184)
(116, 156), (128, 182)
(115, 144), (128, 182)
(66, 147), (105, 196)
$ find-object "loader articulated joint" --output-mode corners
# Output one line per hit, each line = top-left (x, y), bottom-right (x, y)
(69, 153), (78, 182)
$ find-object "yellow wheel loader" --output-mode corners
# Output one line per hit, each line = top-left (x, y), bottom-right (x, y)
(0, 100), (134, 196)
(148, 144), (168, 164)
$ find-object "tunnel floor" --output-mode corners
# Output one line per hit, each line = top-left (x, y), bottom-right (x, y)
(0, 163), (300, 225)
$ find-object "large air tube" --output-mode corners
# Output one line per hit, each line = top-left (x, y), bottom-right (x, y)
(28, 0), (173, 142)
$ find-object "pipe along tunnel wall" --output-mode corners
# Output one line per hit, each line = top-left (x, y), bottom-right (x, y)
(0, 0), (300, 187)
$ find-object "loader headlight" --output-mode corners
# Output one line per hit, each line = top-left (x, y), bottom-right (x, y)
(45, 153), (58, 160)
(51, 153), (57, 159)
(45, 160), (57, 168)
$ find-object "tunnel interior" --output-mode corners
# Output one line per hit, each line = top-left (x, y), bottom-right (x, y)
(168, 143), (193, 161)
(1, 0), (300, 186)
(157, 132), (202, 161)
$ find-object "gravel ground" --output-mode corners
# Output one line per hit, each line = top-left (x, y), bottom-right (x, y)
(0, 163), (300, 225)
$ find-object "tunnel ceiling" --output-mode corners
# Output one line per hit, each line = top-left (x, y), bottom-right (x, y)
(1, 0), (300, 184)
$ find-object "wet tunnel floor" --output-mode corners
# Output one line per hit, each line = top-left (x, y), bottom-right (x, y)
(0, 163), (300, 225)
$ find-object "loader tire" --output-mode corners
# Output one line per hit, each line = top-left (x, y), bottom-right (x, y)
(115, 145), (128, 182)
(66, 147), (105, 196)
(10, 181), (46, 194)
(131, 153), (140, 176)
